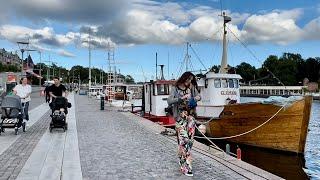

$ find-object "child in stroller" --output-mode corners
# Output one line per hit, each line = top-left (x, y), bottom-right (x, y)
(49, 96), (71, 132)
(0, 95), (26, 135)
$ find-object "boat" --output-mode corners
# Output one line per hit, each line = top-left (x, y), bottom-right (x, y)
(137, 12), (312, 154)
(141, 65), (176, 127)
(195, 13), (312, 154)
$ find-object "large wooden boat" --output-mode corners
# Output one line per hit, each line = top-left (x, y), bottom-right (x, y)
(201, 96), (312, 153)
(194, 13), (313, 154)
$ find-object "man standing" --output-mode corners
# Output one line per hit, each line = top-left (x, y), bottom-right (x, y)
(13, 77), (32, 124)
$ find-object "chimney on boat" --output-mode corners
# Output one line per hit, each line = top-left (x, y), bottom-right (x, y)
(159, 64), (165, 80)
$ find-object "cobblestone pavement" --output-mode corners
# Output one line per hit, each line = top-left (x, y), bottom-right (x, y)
(0, 111), (51, 180)
(29, 90), (47, 110)
(75, 95), (248, 180)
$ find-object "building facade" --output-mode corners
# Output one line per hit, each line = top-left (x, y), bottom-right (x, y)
(0, 48), (21, 66)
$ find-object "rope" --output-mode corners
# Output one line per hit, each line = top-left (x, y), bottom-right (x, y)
(189, 45), (207, 70)
(195, 123), (224, 152)
(195, 104), (285, 140)
(226, 25), (285, 86)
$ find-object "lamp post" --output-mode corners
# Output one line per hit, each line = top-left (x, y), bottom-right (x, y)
(17, 41), (37, 76)
(38, 51), (42, 87)
(17, 41), (29, 75)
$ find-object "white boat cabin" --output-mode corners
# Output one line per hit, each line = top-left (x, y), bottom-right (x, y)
(88, 86), (103, 96)
(143, 80), (175, 116)
(197, 72), (242, 118)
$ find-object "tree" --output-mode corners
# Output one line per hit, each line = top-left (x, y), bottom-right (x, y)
(125, 75), (135, 84)
(209, 65), (220, 73)
(235, 62), (257, 84)
(305, 57), (320, 82)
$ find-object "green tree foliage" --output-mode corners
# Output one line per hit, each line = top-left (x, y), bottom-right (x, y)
(235, 53), (320, 86)
(235, 62), (257, 84)
(125, 75), (135, 84)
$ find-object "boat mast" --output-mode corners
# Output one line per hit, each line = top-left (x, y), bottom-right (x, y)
(186, 42), (190, 72)
(156, 52), (158, 80)
(219, 12), (231, 74)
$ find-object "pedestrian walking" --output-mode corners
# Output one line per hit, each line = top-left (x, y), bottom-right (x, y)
(13, 77), (32, 125)
(167, 71), (201, 177)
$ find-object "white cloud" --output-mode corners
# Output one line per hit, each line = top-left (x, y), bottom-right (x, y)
(241, 9), (304, 45)
(5, 0), (130, 24)
(303, 17), (320, 40)
(0, 25), (74, 47)
(1, 0), (319, 49)
(57, 49), (76, 57)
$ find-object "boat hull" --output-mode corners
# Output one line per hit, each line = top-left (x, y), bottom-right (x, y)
(205, 96), (312, 154)
(143, 113), (176, 127)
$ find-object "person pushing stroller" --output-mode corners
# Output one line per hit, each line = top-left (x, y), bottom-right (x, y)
(48, 77), (70, 132)
(48, 77), (68, 112)
(13, 77), (32, 127)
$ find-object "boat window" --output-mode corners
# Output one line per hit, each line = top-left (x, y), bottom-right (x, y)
(214, 79), (221, 88)
(205, 79), (208, 88)
(221, 79), (228, 88)
(228, 79), (234, 88)
(157, 84), (169, 95)
(233, 79), (239, 88)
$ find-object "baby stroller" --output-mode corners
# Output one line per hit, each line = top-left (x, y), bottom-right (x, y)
(49, 96), (71, 132)
(0, 95), (26, 135)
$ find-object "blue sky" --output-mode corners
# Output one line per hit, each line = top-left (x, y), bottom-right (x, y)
(0, 0), (319, 81)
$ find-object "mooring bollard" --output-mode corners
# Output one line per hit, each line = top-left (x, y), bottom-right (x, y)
(226, 144), (230, 155)
(237, 145), (242, 160)
(100, 96), (104, 110)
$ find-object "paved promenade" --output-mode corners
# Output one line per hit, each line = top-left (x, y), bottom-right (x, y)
(0, 93), (282, 180)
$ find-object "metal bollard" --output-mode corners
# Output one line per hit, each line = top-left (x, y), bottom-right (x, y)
(226, 144), (230, 155)
(100, 96), (104, 110)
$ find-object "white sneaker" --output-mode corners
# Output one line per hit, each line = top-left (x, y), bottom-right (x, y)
(184, 171), (193, 177)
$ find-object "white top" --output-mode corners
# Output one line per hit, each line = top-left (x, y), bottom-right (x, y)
(13, 84), (32, 103)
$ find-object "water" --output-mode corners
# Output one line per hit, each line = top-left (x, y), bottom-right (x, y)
(200, 97), (320, 179)
(305, 101), (320, 179)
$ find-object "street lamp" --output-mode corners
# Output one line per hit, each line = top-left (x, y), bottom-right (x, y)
(82, 30), (93, 90)
(17, 41), (36, 76)
(17, 41), (28, 75)
(38, 51), (42, 87)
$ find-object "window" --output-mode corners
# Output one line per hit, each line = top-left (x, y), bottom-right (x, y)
(221, 79), (228, 88)
(214, 79), (221, 88)
(233, 79), (239, 88)
(228, 79), (234, 88)
(205, 79), (208, 88)
(157, 84), (169, 95)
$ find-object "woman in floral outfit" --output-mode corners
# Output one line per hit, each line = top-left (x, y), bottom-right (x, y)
(167, 72), (201, 177)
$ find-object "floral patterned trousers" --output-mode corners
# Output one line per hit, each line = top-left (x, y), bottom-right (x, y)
(175, 112), (196, 173)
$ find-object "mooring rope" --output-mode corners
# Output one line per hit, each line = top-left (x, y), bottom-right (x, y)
(194, 104), (286, 140)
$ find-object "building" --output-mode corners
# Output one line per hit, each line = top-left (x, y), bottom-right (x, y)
(0, 48), (21, 66)
(240, 85), (306, 97)
(106, 72), (125, 83)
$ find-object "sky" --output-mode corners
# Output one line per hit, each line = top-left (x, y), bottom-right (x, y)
(0, 0), (319, 82)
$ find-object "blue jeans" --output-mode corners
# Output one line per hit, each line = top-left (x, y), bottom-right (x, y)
(21, 102), (29, 121)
